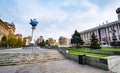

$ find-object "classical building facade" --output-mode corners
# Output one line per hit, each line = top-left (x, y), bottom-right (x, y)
(37, 36), (44, 44)
(80, 8), (120, 47)
(58, 36), (70, 47)
(15, 34), (23, 40)
(48, 38), (56, 46)
(23, 36), (32, 45)
(0, 19), (15, 40)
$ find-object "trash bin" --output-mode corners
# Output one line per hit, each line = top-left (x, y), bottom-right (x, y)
(78, 55), (86, 65)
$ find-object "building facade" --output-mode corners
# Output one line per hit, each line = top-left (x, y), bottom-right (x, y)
(80, 8), (120, 47)
(23, 36), (32, 45)
(0, 19), (15, 40)
(58, 36), (70, 47)
(37, 36), (44, 44)
(48, 38), (56, 46)
(15, 34), (23, 40)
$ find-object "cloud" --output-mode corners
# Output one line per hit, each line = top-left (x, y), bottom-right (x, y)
(0, 0), (120, 41)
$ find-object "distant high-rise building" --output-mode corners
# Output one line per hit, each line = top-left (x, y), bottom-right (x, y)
(27, 36), (32, 42)
(48, 38), (56, 46)
(37, 36), (44, 44)
(15, 34), (23, 40)
(58, 36), (70, 47)
(23, 37), (29, 46)
(59, 36), (67, 45)
(23, 36), (32, 45)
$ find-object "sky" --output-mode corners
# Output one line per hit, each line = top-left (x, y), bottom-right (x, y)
(0, 0), (120, 41)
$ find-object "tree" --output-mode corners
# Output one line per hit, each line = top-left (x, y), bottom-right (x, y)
(0, 36), (7, 47)
(7, 33), (16, 48)
(17, 38), (25, 47)
(45, 40), (50, 46)
(90, 32), (101, 49)
(9, 37), (17, 47)
(71, 30), (84, 48)
(0, 33), (25, 48)
(38, 40), (45, 46)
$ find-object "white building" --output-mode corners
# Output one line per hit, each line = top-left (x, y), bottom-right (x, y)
(80, 7), (120, 47)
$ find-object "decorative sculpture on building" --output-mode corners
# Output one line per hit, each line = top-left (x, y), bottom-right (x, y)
(116, 7), (120, 21)
(109, 29), (117, 48)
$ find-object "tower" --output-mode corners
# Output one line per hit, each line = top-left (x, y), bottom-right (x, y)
(116, 7), (120, 21)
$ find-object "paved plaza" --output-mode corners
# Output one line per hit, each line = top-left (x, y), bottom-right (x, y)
(0, 48), (56, 53)
(0, 48), (120, 73)
(0, 60), (109, 73)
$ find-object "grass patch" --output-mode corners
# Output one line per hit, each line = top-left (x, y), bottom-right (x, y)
(100, 48), (120, 51)
(69, 47), (120, 51)
(68, 49), (111, 58)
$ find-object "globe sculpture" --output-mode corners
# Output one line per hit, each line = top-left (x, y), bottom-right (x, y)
(29, 19), (38, 45)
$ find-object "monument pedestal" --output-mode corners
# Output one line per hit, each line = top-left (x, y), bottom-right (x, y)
(29, 39), (35, 46)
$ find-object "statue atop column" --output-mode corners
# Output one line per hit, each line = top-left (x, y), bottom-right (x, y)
(29, 19), (38, 45)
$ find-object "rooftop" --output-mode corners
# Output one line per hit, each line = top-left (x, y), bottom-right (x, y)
(80, 21), (120, 34)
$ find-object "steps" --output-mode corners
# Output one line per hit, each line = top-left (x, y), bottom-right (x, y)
(106, 56), (120, 70)
(0, 51), (65, 66)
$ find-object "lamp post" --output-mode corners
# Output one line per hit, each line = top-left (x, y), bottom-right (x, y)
(29, 19), (38, 45)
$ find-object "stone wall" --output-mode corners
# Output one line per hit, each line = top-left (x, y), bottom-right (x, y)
(0, 51), (65, 66)
(86, 56), (108, 70)
(58, 49), (109, 70)
(59, 49), (78, 62)
(79, 50), (120, 55)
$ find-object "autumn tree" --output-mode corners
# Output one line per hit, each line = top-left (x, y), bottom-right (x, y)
(0, 33), (25, 48)
(0, 36), (7, 47)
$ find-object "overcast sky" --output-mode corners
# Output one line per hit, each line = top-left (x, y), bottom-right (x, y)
(0, 0), (120, 41)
